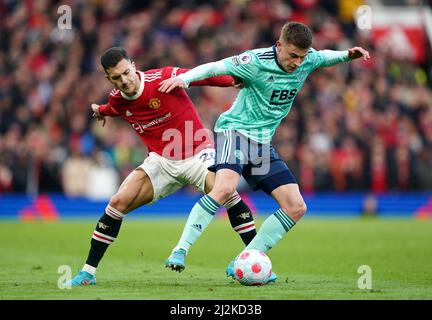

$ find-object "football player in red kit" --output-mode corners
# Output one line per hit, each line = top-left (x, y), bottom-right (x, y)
(64, 47), (256, 286)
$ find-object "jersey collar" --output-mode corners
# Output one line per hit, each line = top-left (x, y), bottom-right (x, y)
(272, 45), (289, 73)
(120, 71), (145, 100)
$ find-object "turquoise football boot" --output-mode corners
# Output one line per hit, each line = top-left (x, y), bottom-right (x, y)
(165, 248), (187, 272)
(225, 259), (236, 278)
(264, 271), (277, 284)
(63, 270), (96, 287)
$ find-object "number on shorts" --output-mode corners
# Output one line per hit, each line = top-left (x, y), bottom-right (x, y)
(199, 151), (215, 163)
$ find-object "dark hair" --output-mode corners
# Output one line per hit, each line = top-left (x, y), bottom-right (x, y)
(280, 22), (312, 49)
(100, 47), (130, 70)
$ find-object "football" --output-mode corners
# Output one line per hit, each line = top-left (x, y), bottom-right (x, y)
(233, 249), (272, 286)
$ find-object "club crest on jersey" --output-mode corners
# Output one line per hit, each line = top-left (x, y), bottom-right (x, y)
(149, 98), (161, 109)
(239, 53), (252, 65)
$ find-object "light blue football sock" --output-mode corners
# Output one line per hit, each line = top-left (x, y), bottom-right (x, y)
(245, 208), (296, 253)
(175, 195), (220, 253)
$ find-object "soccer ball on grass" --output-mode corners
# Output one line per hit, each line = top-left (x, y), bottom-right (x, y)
(233, 249), (272, 286)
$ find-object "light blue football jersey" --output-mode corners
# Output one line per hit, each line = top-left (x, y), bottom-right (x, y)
(213, 46), (350, 143)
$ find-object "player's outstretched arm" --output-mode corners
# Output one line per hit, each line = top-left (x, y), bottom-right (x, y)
(348, 46), (370, 61)
(319, 46), (370, 67)
(159, 61), (229, 93)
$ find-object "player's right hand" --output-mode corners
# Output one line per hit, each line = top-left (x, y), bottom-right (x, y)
(91, 103), (106, 127)
(348, 47), (370, 61)
(158, 78), (187, 93)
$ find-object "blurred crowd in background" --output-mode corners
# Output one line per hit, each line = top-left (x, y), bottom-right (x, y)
(0, 0), (431, 199)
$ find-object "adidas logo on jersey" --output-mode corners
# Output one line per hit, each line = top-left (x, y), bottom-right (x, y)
(266, 76), (275, 82)
(126, 110), (133, 116)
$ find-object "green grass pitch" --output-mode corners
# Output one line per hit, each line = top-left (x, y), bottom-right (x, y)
(0, 216), (431, 300)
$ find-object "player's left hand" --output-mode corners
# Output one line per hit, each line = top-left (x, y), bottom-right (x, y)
(159, 78), (187, 93)
(348, 47), (370, 61)
(232, 76), (243, 89)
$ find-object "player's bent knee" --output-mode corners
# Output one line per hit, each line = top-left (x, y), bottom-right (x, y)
(295, 201), (307, 219)
(281, 201), (307, 221)
(213, 185), (237, 204)
(301, 201), (307, 216)
(108, 194), (128, 214)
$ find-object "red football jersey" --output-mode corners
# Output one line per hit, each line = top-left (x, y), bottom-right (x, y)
(99, 67), (234, 160)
